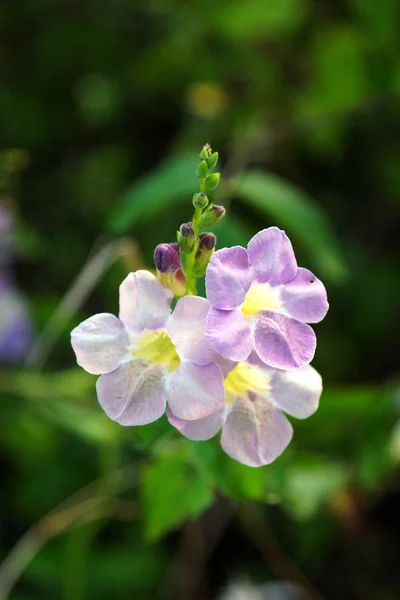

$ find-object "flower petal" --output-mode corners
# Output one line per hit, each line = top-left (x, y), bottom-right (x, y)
(167, 361), (225, 420)
(119, 270), (173, 332)
(166, 296), (217, 365)
(206, 246), (252, 309)
(206, 307), (254, 362)
(247, 227), (297, 286)
(280, 267), (329, 323)
(71, 313), (129, 375)
(254, 312), (316, 369)
(270, 365), (322, 419)
(167, 407), (226, 441)
(221, 395), (293, 467)
(96, 361), (167, 426)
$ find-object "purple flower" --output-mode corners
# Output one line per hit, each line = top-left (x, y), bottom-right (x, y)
(154, 242), (187, 297)
(205, 227), (329, 369)
(0, 275), (32, 363)
(71, 270), (225, 426)
(168, 353), (323, 467)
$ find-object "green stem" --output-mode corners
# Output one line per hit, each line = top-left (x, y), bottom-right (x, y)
(184, 208), (201, 295)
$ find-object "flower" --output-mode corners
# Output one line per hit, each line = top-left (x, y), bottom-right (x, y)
(205, 227), (329, 369)
(0, 274), (32, 363)
(71, 270), (225, 426)
(168, 352), (322, 467)
(154, 242), (187, 297)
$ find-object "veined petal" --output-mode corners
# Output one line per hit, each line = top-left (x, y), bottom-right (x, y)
(71, 313), (129, 375)
(167, 361), (225, 420)
(119, 270), (173, 332)
(221, 395), (293, 467)
(167, 407), (226, 441)
(280, 267), (329, 323)
(206, 246), (252, 309)
(96, 361), (167, 426)
(254, 312), (316, 369)
(270, 365), (322, 419)
(206, 307), (253, 362)
(166, 296), (217, 365)
(247, 227), (297, 286)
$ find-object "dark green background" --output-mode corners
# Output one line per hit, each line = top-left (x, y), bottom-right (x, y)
(1, 0), (399, 598)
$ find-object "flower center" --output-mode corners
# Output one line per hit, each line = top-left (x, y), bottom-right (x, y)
(224, 362), (271, 404)
(131, 329), (180, 373)
(242, 281), (282, 317)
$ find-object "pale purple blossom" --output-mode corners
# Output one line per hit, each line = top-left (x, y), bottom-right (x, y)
(71, 270), (225, 426)
(0, 274), (32, 363)
(168, 352), (323, 467)
(205, 227), (329, 369)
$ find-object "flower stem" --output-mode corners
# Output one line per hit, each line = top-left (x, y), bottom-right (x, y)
(184, 208), (201, 295)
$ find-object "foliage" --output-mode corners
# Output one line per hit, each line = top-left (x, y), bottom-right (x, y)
(1, 0), (400, 598)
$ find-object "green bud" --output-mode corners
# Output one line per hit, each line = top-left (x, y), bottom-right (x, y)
(192, 192), (209, 210)
(203, 172), (220, 191)
(198, 204), (226, 227)
(200, 143), (212, 160)
(197, 160), (208, 179)
(178, 222), (196, 254)
(207, 152), (218, 169)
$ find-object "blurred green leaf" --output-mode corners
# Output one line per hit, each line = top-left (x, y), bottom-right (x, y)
(0, 370), (118, 444)
(236, 170), (348, 282)
(215, 0), (309, 40)
(188, 439), (266, 501)
(141, 454), (214, 540)
(282, 459), (347, 520)
(109, 154), (197, 234)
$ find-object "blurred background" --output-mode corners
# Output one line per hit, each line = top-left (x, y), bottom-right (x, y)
(1, 0), (400, 598)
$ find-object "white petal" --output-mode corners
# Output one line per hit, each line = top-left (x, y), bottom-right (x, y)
(71, 313), (129, 375)
(119, 270), (173, 332)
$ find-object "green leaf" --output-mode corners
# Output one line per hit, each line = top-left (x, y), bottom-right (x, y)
(109, 153), (197, 233)
(236, 170), (347, 282)
(141, 454), (214, 540)
(282, 459), (347, 520)
(188, 439), (265, 501)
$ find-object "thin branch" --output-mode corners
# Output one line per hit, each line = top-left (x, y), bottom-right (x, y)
(0, 462), (143, 599)
(25, 237), (141, 370)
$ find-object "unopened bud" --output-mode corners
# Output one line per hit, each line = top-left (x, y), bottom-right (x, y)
(197, 160), (208, 179)
(203, 172), (220, 191)
(199, 143), (212, 160)
(193, 192), (209, 210)
(178, 222), (196, 254)
(198, 232), (216, 251)
(198, 204), (226, 227)
(207, 152), (218, 169)
(193, 233), (216, 277)
(154, 243), (186, 296)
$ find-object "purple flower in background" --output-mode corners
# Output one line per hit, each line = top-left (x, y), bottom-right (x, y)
(205, 227), (329, 369)
(71, 270), (225, 426)
(0, 274), (32, 363)
(0, 201), (32, 363)
(168, 352), (322, 467)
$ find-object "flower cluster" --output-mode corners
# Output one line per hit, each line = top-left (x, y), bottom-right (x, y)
(71, 145), (328, 467)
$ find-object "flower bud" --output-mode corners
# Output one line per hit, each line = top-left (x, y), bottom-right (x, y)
(192, 192), (209, 210)
(207, 152), (218, 169)
(193, 233), (216, 277)
(178, 221), (196, 254)
(154, 242), (186, 296)
(199, 143), (212, 160)
(204, 172), (220, 191)
(198, 204), (226, 227)
(197, 160), (208, 179)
